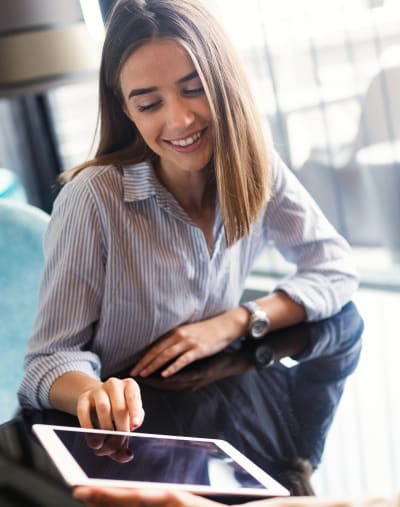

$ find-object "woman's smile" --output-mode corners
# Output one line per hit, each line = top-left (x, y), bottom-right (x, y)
(164, 127), (208, 151)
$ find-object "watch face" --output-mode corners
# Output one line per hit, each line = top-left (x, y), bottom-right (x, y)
(254, 344), (274, 367)
(251, 319), (269, 339)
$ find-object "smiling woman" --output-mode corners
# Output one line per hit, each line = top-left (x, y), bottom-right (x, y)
(18, 0), (358, 435)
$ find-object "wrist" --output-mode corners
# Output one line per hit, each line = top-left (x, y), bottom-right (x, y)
(217, 307), (249, 342)
(49, 372), (102, 415)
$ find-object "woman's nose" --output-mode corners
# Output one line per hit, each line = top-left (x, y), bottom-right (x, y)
(165, 97), (194, 131)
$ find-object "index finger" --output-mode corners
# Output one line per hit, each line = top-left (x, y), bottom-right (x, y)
(123, 378), (145, 430)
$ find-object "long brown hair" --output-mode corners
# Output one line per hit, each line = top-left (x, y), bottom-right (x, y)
(63, 0), (272, 245)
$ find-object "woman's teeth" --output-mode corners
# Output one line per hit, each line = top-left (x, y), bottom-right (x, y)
(170, 130), (202, 147)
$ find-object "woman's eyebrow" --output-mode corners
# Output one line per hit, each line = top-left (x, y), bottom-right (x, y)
(128, 70), (199, 99)
(128, 86), (157, 98)
(177, 70), (198, 84)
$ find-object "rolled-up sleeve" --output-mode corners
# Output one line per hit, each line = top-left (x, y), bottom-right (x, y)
(265, 153), (359, 321)
(18, 179), (105, 409)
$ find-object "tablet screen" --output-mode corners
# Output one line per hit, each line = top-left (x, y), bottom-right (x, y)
(54, 429), (265, 489)
(33, 425), (290, 497)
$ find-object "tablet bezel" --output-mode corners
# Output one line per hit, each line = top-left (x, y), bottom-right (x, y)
(33, 424), (289, 498)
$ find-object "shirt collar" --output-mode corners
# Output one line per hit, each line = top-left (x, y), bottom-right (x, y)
(122, 161), (163, 202)
(122, 161), (189, 222)
(122, 161), (222, 231)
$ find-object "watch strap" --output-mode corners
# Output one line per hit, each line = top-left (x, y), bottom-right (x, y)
(240, 301), (261, 314)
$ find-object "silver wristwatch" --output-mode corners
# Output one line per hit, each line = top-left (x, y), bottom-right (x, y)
(240, 301), (271, 339)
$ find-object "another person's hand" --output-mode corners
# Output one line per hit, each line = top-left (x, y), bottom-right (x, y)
(130, 314), (237, 378)
(74, 487), (224, 507)
(77, 377), (145, 432)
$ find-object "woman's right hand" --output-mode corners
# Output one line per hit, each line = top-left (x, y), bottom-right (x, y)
(76, 377), (145, 432)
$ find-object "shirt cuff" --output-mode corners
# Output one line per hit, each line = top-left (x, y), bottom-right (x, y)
(36, 360), (101, 409)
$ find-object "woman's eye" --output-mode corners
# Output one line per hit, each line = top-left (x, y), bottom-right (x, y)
(137, 101), (161, 112)
(184, 87), (204, 96)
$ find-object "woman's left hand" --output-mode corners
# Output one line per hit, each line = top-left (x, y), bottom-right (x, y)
(74, 487), (225, 507)
(130, 314), (238, 378)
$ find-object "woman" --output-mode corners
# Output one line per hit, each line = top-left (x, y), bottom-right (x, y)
(18, 0), (358, 431)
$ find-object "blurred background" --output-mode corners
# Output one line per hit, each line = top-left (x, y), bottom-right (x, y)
(0, 0), (399, 500)
(2, 0), (400, 286)
(209, 0), (400, 288)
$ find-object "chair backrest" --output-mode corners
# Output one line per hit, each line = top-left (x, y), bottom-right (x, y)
(0, 200), (50, 422)
(354, 63), (400, 149)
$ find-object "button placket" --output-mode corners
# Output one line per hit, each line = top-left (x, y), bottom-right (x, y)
(190, 228), (211, 321)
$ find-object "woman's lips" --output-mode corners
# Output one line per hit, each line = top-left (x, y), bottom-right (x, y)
(165, 128), (207, 152)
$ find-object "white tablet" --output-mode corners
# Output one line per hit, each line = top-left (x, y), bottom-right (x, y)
(33, 424), (289, 498)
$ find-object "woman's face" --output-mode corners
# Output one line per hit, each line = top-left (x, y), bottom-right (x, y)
(120, 38), (213, 177)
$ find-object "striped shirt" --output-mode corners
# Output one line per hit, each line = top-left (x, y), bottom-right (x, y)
(18, 152), (358, 409)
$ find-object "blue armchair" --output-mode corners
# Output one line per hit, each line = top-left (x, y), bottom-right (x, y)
(0, 200), (50, 422)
